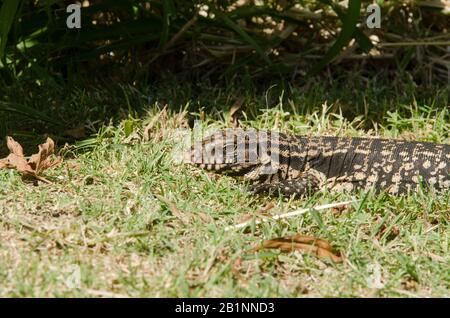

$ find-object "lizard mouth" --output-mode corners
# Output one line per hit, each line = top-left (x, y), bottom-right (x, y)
(184, 128), (283, 176)
(184, 148), (257, 175)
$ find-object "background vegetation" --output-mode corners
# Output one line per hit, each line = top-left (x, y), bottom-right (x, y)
(0, 0), (448, 147)
(1, 0), (449, 82)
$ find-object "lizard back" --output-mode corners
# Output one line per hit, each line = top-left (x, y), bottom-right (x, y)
(186, 129), (450, 196)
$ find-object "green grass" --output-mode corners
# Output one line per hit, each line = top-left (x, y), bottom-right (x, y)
(0, 83), (449, 297)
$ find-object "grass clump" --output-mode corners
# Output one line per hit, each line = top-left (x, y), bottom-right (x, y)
(0, 90), (448, 297)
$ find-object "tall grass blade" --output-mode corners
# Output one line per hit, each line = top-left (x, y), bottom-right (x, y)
(0, 0), (22, 59)
(216, 10), (272, 65)
(307, 0), (362, 77)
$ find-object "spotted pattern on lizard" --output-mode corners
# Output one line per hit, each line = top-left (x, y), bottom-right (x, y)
(185, 129), (450, 197)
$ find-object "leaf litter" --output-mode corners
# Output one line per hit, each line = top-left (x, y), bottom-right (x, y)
(0, 135), (344, 267)
(230, 202), (347, 263)
(251, 234), (343, 263)
(0, 136), (61, 183)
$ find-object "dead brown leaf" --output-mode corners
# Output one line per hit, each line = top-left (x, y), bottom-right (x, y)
(29, 138), (60, 174)
(0, 136), (61, 183)
(252, 234), (343, 263)
(7, 136), (24, 157)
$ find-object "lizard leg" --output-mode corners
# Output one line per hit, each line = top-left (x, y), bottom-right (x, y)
(250, 177), (319, 197)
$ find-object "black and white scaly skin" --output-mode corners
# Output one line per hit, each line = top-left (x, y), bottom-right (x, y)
(186, 129), (450, 197)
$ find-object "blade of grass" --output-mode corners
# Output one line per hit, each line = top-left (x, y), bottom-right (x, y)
(158, 0), (176, 49)
(321, 0), (373, 53)
(0, 101), (62, 126)
(307, 0), (362, 77)
(215, 10), (271, 65)
(0, 0), (22, 59)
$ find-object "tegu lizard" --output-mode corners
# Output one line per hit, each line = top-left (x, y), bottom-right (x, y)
(185, 129), (450, 197)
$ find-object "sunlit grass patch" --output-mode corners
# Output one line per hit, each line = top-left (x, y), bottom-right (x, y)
(0, 93), (448, 297)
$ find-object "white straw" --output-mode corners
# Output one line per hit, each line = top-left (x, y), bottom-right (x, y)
(224, 200), (358, 231)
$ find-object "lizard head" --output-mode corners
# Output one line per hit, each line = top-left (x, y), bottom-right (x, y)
(184, 129), (280, 177)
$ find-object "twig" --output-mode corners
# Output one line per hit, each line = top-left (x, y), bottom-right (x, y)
(164, 15), (198, 50)
(224, 200), (358, 231)
(378, 41), (450, 47)
(144, 15), (198, 67)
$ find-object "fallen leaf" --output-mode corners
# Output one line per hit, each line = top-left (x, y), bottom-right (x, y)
(252, 234), (343, 263)
(0, 153), (34, 175)
(0, 136), (61, 183)
(6, 136), (24, 157)
(28, 138), (60, 174)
